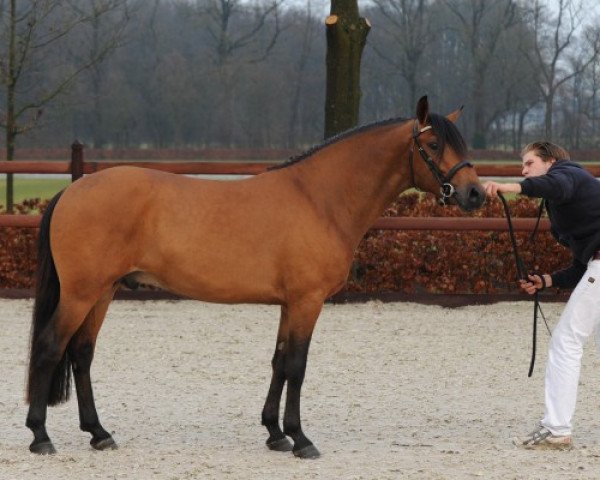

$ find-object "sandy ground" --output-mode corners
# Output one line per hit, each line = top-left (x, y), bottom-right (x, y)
(1, 298), (600, 480)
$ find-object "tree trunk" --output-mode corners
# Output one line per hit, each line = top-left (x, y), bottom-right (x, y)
(472, 73), (487, 149)
(5, 0), (16, 213)
(324, 0), (370, 139)
(544, 93), (554, 140)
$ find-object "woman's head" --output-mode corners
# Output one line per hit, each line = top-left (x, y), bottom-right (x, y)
(520, 141), (570, 178)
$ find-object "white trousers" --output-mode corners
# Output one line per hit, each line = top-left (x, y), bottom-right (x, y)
(542, 259), (600, 436)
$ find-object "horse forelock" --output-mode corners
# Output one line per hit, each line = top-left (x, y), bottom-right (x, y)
(269, 117), (409, 170)
(429, 113), (468, 159)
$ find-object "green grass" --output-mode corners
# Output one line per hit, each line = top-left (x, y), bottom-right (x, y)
(0, 178), (71, 209)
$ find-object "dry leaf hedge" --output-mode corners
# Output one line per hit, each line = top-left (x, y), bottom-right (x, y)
(0, 194), (570, 294)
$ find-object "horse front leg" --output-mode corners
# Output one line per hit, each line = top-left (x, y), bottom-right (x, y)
(282, 298), (322, 459)
(261, 306), (293, 452)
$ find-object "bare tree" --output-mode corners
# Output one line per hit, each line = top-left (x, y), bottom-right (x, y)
(442, 0), (518, 148)
(192, 0), (283, 66)
(71, 0), (133, 148)
(188, 0), (283, 145)
(0, 0), (132, 211)
(287, 1), (318, 147)
(481, 16), (539, 150)
(369, 0), (433, 108)
(522, 0), (600, 140)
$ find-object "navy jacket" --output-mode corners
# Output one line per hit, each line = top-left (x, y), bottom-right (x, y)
(520, 160), (600, 288)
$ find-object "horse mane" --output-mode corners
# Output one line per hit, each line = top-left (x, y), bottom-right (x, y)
(269, 117), (408, 171)
(270, 113), (467, 170)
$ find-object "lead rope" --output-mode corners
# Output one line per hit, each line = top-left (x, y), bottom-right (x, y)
(498, 193), (551, 377)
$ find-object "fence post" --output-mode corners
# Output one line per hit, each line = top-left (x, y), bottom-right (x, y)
(71, 140), (84, 182)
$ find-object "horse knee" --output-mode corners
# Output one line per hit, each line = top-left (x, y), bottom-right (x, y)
(262, 408), (278, 427)
(283, 415), (301, 437)
(26, 410), (45, 430)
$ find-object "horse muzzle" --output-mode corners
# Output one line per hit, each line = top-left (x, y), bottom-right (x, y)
(448, 183), (486, 212)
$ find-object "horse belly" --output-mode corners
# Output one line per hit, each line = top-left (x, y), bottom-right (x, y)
(138, 246), (285, 304)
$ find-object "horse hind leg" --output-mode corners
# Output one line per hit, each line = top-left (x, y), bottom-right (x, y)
(26, 298), (96, 454)
(68, 287), (118, 451)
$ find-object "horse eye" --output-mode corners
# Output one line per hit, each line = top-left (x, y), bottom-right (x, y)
(428, 142), (439, 151)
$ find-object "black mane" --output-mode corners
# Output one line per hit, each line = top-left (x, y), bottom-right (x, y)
(269, 113), (467, 171)
(269, 117), (408, 170)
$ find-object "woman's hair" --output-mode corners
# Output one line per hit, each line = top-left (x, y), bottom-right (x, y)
(521, 141), (570, 162)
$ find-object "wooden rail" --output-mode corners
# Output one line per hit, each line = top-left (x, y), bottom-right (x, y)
(371, 216), (550, 231)
(2, 160), (600, 177)
(0, 214), (552, 231)
(0, 160), (274, 176)
(2, 143), (591, 230)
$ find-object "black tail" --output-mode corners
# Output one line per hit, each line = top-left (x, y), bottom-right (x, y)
(27, 190), (71, 406)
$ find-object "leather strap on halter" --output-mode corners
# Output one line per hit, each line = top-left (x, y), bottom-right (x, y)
(409, 120), (473, 205)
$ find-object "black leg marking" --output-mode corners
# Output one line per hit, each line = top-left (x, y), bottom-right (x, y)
(70, 340), (117, 450)
(283, 337), (320, 459)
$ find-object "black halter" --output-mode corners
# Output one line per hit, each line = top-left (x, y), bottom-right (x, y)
(409, 120), (473, 205)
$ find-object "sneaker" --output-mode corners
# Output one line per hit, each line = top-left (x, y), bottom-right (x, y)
(514, 425), (573, 450)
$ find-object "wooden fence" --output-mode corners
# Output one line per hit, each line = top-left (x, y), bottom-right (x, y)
(3, 142), (599, 231)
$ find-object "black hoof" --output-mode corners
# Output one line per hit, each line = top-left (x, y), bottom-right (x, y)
(267, 436), (293, 452)
(30, 440), (56, 455)
(91, 436), (118, 451)
(293, 444), (320, 459)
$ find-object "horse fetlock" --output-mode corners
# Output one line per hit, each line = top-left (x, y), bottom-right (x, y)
(25, 412), (45, 431)
(79, 420), (101, 434)
(261, 411), (277, 427)
(283, 421), (302, 439)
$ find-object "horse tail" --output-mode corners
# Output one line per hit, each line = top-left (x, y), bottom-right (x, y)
(27, 190), (71, 406)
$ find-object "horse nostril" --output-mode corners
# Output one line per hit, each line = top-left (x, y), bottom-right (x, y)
(469, 185), (485, 206)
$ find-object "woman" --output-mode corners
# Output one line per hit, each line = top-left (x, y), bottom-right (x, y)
(484, 141), (600, 450)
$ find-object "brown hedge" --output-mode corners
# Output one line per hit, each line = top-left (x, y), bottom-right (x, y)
(0, 195), (571, 293)
(348, 194), (570, 294)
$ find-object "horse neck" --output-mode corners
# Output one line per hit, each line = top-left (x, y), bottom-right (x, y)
(289, 123), (413, 247)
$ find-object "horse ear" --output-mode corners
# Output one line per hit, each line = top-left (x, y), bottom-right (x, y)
(446, 105), (464, 123)
(416, 96), (429, 124)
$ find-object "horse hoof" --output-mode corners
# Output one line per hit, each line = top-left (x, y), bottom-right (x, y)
(267, 437), (293, 452)
(293, 444), (320, 459)
(30, 440), (56, 455)
(91, 436), (118, 451)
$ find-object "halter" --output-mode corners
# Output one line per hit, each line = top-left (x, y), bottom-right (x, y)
(409, 120), (473, 205)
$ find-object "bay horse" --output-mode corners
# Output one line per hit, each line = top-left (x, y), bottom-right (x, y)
(26, 96), (485, 457)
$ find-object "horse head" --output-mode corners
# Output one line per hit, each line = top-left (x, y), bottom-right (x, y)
(409, 96), (485, 212)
